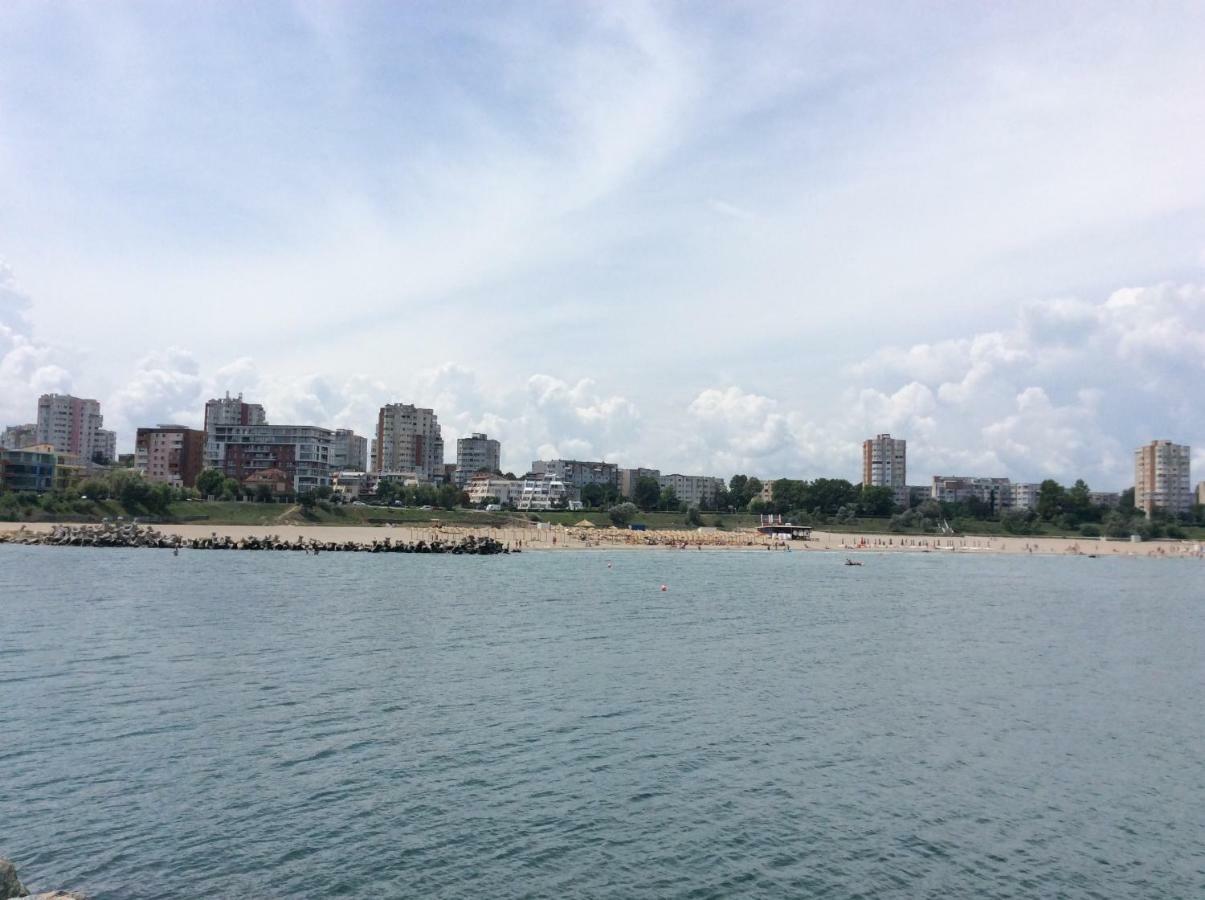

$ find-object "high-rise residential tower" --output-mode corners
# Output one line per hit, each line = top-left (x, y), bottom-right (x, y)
(375, 404), (444, 482)
(1134, 440), (1191, 517)
(203, 393), (267, 468)
(862, 433), (908, 509)
(455, 433), (501, 486)
(331, 429), (369, 472)
(34, 393), (114, 462)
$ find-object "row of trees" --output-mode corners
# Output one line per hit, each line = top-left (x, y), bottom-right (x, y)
(0, 469), (201, 520)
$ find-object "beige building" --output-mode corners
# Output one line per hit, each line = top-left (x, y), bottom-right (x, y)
(375, 404), (444, 482)
(618, 467), (660, 499)
(1134, 440), (1191, 516)
(658, 473), (726, 508)
(862, 434), (908, 509)
(466, 473), (519, 506)
(931, 476), (1012, 512)
(1010, 482), (1041, 511)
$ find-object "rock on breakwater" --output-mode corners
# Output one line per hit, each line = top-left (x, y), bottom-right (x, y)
(0, 859), (84, 900)
(0, 522), (514, 555)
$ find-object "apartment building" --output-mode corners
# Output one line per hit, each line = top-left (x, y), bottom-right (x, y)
(203, 393), (267, 468)
(1010, 482), (1041, 511)
(206, 424), (333, 494)
(862, 433), (908, 508)
(375, 404), (444, 483)
(465, 473), (519, 506)
(658, 473), (726, 508)
(0, 424), (37, 450)
(34, 393), (113, 462)
(530, 459), (618, 489)
(134, 425), (206, 487)
(515, 474), (579, 511)
(1088, 491), (1121, 508)
(618, 467), (660, 499)
(455, 433), (501, 486)
(1134, 440), (1192, 516)
(331, 429), (369, 472)
(931, 476), (1013, 513)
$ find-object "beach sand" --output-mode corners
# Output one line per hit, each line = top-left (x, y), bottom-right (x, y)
(2, 520), (1201, 558)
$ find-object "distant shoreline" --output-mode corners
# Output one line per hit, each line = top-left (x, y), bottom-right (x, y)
(2, 521), (1201, 559)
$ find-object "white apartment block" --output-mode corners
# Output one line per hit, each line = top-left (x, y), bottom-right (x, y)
(1010, 482), (1041, 511)
(658, 473), (726, 508)
(1134, 440), (1191, 516)
(331, 429), (369, 472)
(35, 393), (111, 461)
(531, 459), (618, 488)
(515, 474), (578, 511)
(1, 424), (38, 449)
(618, 467), (660, 499)
(1088, 491), (1121, 508)
(456, 433), (501, 486)
(931, 476), (1013, 511)
(862, 433), (908, 509)
(375, 404), (444, 483)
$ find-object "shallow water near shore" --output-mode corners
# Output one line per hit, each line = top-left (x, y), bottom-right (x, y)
(2, 547), (1203, 898)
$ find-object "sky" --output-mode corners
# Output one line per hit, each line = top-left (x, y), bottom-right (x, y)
(2, 1), (1204, 488)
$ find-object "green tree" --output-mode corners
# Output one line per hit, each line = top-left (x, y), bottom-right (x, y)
(808, 478), (858, 515)
(686, 505), (703, 526)
(196, 468), (225, 499)
(1037, 479), (1066, 521)
(633, 476), (661, 511)
(857, 484), (895, 517)
(659, 486), (681, 511)
(254, 484), (273, 502)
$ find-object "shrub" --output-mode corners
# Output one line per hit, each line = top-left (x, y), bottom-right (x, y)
(1079, 524), (1101, 537)
(608, 502), (638, 526)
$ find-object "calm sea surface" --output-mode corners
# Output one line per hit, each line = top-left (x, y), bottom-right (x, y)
(1, 546), (1202, 898)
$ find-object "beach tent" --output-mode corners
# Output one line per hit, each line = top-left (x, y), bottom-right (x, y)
(575, 519), (596, 528)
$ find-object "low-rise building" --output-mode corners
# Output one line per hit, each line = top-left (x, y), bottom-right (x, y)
(658, 473), (726, 508)
(931, 476), (1013, 512)
(515, 474), (579, 511)
(206, 424), (333, 494)
(332, 470), (379, 500)
(135, 425), (206, 487)
(759, 480), (777, 503)
(1198, 482), (1205, 506)
(0, 424), (38, 450)
(1088, 491), (1121, 508)
(1010, 482), (1041, 511)
(0, 448), (56, 493)
(242, 467), (293, 500)
(466, 473), (519, 506)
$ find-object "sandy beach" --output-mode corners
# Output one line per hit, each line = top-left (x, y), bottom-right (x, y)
(2, 520), (1202, 558)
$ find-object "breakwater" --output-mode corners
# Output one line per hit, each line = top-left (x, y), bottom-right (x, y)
(0, 522), (513, 554)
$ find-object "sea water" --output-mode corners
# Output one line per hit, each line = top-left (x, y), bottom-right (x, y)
(1, 546), (1202, 898)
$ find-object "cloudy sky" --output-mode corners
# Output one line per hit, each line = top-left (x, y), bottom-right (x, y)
(2, 1), (1204, 487)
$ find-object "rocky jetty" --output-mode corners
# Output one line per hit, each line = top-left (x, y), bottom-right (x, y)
(0, 522), (513, 555)
(0, 859), (84, 900)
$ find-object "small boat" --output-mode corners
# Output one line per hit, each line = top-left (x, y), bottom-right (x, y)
(844, 558), (862, 567)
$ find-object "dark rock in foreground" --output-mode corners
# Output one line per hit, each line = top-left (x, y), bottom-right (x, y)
(0, 522), (515, 555)
(0, 859), (85, 900)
